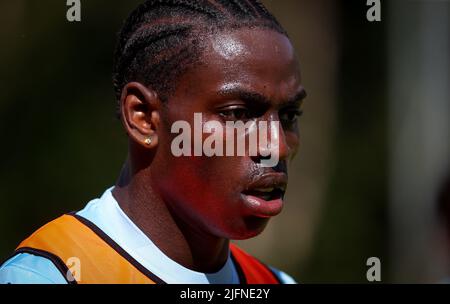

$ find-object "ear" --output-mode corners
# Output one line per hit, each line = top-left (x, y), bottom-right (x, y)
(119, 82), (161, 149)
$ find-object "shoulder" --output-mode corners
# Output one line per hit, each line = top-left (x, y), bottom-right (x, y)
(268, 266), (298, 284)
(230, 244), (297, 284)
(0, 253), (67, 284)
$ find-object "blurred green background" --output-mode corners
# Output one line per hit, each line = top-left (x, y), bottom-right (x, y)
(1, 1), (448, 283)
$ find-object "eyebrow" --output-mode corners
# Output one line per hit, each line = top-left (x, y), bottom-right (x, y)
(216, 86), (307, 107)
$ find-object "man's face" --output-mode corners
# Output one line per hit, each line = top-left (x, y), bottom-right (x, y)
(151, 28), (304, 239)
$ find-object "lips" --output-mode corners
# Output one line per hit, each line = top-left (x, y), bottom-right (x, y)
(241, 173), (287, 218)
(243, 187), (284, 201)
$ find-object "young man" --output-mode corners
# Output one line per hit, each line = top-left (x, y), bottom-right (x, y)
(0, 0), (306, 284)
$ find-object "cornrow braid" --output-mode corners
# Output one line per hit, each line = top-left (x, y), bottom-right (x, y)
(250, 0), (285, 29)
(214, 0), (257, 18)
(119, 0), (220, 44)
(112, 0), (288, 114)
(114, 23), (192, 101)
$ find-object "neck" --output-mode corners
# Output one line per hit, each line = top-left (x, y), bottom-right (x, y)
(112, 159), (229, 273)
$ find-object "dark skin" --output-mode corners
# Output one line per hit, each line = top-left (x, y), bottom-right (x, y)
(112, 28), (305, 273)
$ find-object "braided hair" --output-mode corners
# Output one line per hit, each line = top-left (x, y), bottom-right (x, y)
(112, 0), (288, 112)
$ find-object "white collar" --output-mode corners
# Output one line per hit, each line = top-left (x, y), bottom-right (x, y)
(76, 187), (239, 284)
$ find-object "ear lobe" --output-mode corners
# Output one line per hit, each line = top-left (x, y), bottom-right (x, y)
(119, 82), (161, 148)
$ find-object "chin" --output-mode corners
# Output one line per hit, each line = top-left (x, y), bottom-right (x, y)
(226, 217), (271, 240)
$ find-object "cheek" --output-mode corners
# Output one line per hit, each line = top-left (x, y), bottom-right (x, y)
(157, 156), (249, 236)
(157, 116), (248, 199)
(165, 156), (243, 201)
(154, 115), (253, 229)
(286, 130), (300, 157)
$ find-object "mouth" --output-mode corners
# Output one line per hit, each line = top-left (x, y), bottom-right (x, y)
(242, 186), (285, 202)
(240, 173), (287, 218)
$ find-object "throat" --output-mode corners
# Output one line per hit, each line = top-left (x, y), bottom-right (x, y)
(112, 183), (230, 273)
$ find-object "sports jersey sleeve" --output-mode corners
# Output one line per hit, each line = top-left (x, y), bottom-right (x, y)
(0, 253), (68, 284)
(269, 266), (298, 284)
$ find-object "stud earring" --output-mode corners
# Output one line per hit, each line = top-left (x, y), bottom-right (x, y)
(144, 137), (152, 145)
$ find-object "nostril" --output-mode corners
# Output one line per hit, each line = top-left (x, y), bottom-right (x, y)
(251, 154), (272, 165)
(273, 161), (287, 174)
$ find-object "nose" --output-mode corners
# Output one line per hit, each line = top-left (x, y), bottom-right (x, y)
(251, 113), (293, 167)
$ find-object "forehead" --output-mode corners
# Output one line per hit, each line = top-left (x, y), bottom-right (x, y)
(172, 28), (302, 105)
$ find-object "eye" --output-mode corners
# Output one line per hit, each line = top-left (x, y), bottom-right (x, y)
(218, 107), (252, 121)
(279, 109), (303, 125)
